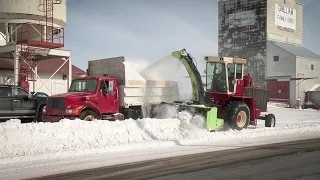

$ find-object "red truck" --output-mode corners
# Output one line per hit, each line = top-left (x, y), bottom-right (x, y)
(42, 56), (179, 122)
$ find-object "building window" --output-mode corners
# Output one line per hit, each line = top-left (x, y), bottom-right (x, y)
(274, 56), (279, 62)
(311, 64), (314, 70)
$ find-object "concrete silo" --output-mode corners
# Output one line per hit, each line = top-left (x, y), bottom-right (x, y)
(0, 0), (72, 93)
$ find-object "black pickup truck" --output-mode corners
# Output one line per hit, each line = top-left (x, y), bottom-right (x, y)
(0, 85), (48, 123)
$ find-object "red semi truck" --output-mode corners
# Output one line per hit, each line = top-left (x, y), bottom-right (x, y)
(42, 56), (179, 122)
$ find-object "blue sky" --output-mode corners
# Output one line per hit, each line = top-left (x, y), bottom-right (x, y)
(65, 0), (219, 72)
(64, 0), (320, 98)
(65, 0), (320, 72)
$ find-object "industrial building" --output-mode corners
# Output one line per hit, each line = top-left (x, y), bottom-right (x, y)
(218, 0), (320, 107)
(0, 0), (77, 95)
(0, 58), (85, 95)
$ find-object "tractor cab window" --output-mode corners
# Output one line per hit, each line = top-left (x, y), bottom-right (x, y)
(235, 64), (243, 79)
(206, 62), (227, 93)
(227, 63), (235, 92)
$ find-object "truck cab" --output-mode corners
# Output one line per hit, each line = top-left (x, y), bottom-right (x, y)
(42, 75), (120, 122)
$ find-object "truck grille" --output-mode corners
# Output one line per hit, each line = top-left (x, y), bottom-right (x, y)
(46, 97), (65, 110)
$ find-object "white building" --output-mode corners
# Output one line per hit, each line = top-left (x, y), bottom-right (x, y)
(218, 0), (320, 107)
(266, 41), (320, 106)
(0, 58), (86, 95)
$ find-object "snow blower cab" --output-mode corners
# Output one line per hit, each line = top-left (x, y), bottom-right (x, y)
(205, 56), (247, 96)
(168, 49), (275, 132)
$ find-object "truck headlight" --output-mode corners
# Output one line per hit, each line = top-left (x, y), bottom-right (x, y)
(42, 106), (46, 113)
(66, 108), (79, 115)
(66, 109), (73, 114)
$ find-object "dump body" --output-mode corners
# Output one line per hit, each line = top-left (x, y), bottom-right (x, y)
(87, 56), (180, 108)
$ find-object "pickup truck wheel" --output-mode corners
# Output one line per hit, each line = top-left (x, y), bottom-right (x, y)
(79, 110), (99, 121)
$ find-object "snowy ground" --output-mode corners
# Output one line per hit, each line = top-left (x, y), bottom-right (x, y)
(0, 105), (320, 179)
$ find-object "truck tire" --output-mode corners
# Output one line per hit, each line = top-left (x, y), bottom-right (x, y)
(224, 101), (250, 130)
(265, 113), (276, 127)
(79, 110), (99, 121)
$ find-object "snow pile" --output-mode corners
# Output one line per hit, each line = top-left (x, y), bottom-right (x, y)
(0, 111), (207, 159)
(1, 107), (320, 161)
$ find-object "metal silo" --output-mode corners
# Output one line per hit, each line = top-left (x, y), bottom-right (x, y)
(0, 0), (72, 93)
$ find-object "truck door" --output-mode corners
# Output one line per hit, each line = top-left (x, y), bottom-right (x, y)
(0, 86), (13, 118)
(98, 80), (119, 114)
(11, 86), (36, 116)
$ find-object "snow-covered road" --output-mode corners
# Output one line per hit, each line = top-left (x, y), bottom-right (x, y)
(0, 105), (320, 179)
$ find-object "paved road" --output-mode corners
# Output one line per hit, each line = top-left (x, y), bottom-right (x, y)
(30, 138), (320, 180)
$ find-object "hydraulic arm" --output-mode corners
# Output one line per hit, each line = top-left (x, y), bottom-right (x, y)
(171, 49), (206, 105)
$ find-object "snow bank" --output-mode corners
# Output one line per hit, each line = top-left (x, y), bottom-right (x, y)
(0, 112), (206, 160)
(1, 107), (320, 162)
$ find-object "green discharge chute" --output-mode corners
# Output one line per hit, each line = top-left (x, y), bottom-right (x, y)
(170, 49), (225, 132)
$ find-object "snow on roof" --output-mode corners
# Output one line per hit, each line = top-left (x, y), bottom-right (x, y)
(308, 84), (320, 91)
(269, 41), (320, 60)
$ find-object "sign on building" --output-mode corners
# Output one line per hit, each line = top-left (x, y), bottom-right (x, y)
(275, 4), (296, 30)
(229, 10), (256, 28)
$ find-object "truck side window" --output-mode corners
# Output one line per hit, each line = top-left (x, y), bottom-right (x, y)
(100, 80), (109, 90)
(108, 80), (114, 92)
(11, 87), (28, 96)
(0, 87), (9, 97)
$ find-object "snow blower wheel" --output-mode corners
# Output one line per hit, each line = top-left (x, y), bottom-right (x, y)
(224, 101), (250, 130)
(265, 113), (276, 127)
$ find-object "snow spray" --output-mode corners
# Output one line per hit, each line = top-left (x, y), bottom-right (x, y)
(140, 55), (181, 118)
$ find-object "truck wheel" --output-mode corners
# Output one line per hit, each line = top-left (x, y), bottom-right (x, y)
(224, 101), (250, 130)
(265, 113), (276, 127)
(79, 110), (99, 121)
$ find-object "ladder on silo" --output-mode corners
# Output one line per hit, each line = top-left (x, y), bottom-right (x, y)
(39, 0), (62, 44)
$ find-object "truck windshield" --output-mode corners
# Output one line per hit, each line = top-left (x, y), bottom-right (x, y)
(206, 62), (227, 93)
(69, 79), (97, 92)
